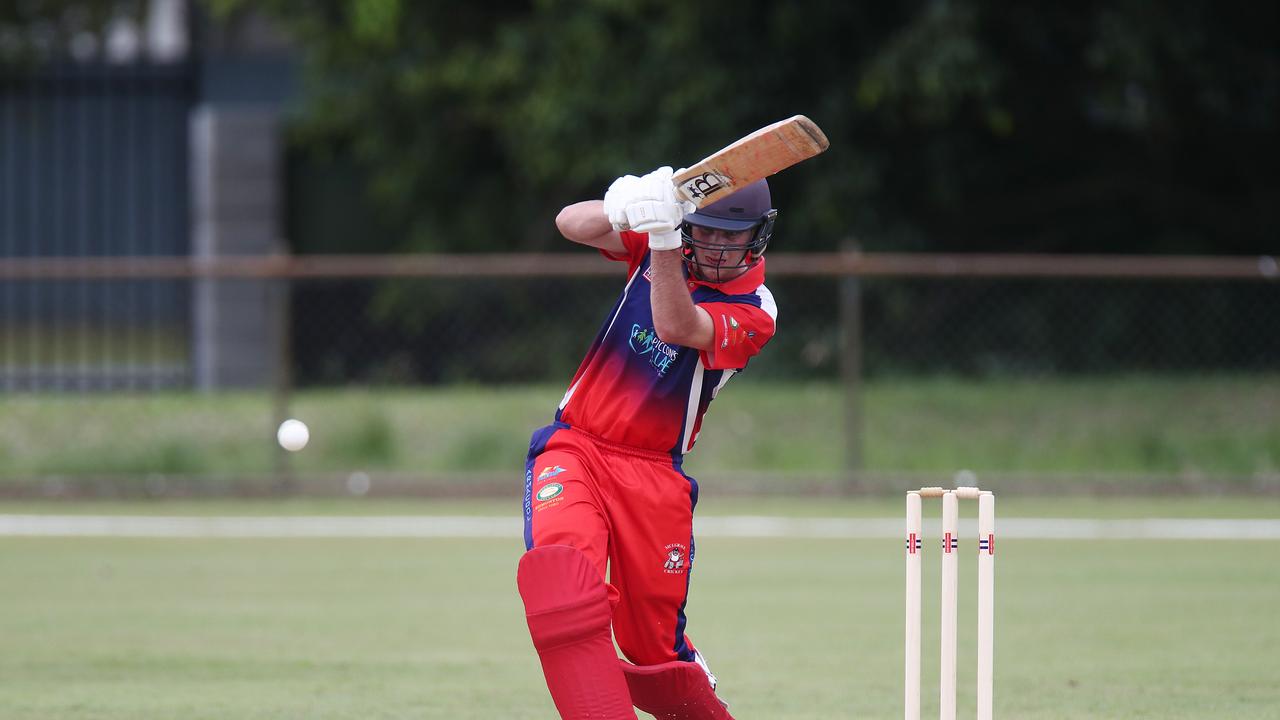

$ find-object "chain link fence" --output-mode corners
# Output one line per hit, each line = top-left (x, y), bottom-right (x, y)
(1, 254), (1277, 497)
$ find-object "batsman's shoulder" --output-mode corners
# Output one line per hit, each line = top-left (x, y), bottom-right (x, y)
(752, 282), (778, 321)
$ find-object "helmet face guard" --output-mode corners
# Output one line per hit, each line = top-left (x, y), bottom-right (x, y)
(680, 209), (776, 279)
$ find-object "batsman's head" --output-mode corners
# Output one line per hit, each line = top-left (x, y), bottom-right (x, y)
(680, 179), (776, 283)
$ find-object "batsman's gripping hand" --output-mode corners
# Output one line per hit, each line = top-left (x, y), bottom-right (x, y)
(624, 166), (694, 251)
(603, 174), (643, 231)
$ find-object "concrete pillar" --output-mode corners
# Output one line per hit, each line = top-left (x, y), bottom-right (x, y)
(190, 105), (283, 390)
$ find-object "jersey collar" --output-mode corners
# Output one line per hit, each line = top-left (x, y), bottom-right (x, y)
(687, 257), (767, 294)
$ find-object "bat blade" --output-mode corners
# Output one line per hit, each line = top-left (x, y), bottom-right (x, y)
(673, 115), (829, 208)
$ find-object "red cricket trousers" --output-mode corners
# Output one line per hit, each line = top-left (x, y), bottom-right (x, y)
(523, 423), (700, 666)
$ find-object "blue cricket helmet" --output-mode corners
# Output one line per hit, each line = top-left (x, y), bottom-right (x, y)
(680, 179), (777, 277)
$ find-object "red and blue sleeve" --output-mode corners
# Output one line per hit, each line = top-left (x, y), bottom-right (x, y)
(696, 301), (776, 370)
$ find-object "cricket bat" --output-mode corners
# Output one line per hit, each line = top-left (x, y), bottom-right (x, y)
(673, 115), (829, 208)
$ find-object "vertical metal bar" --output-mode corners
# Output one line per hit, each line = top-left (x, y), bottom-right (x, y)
(840, 241), (863, 491)
(174, 64), (193, 387)
(977, 492), (996, 720)
(149, 65), (161, 389)
(52, 63), (66, 390)
(27, 69), (40, 391)
(125, 62), (138, 389)
(149, 66), (168, 389)
(271, 276), (294, 492)
(940, 491), (958, 720)
(2, 72), (13, 391)
(78, 66), (90, 390)
(100, 61), (112, 391)
(905, 491), (922, 720)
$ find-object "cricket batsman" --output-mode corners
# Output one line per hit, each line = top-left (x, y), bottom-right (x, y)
(517, 166), (779, 719)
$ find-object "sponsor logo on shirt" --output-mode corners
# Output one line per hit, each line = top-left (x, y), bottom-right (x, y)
(523, 468), (534, 519)
(537, 465), (567, 482)
(629, 324), (679, 377)
(719, 313), (757, 350)
(534, 481), (565, 512)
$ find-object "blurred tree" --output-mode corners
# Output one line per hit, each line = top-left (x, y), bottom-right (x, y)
(205, 0), (1276, 256)
(7, 1), (1276, 254)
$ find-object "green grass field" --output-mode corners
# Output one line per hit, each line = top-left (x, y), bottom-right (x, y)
(2, 497), (1278, 719)
(2, 374), (1278, 482)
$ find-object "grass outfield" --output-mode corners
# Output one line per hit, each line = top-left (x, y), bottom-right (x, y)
(2, 375), (1278, 481)
(1, 498), (1278, 719)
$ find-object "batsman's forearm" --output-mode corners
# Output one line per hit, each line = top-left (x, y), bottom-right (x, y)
(649, 249), (712, 350)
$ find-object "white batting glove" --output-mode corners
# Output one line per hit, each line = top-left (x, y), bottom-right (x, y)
(624, 166), (695, 251)
(602, 174), (643, 231)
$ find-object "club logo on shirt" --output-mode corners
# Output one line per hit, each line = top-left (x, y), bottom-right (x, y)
(662, 543), (689, 574)
(537, 465), (567, 482)
(629, 324), (679, 377)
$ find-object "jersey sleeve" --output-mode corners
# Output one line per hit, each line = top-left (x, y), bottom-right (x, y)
(598, 230), (649, 274)
(696, 300), (777, 370)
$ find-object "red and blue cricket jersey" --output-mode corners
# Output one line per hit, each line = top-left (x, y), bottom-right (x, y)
(556, 230), (777, 455)
(521, 230), (777, 667)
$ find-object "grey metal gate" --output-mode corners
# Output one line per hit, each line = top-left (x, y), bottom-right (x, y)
(0, 61), (193, 391)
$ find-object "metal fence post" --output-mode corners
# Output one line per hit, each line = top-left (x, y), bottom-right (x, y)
(271, 273), (294, 493)
(839, 239), (863, 492)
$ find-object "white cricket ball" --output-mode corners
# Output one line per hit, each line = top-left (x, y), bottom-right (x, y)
(277, 418), (310, 452)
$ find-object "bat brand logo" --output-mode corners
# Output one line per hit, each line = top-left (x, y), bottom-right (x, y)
(679, 172), (730, 201)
